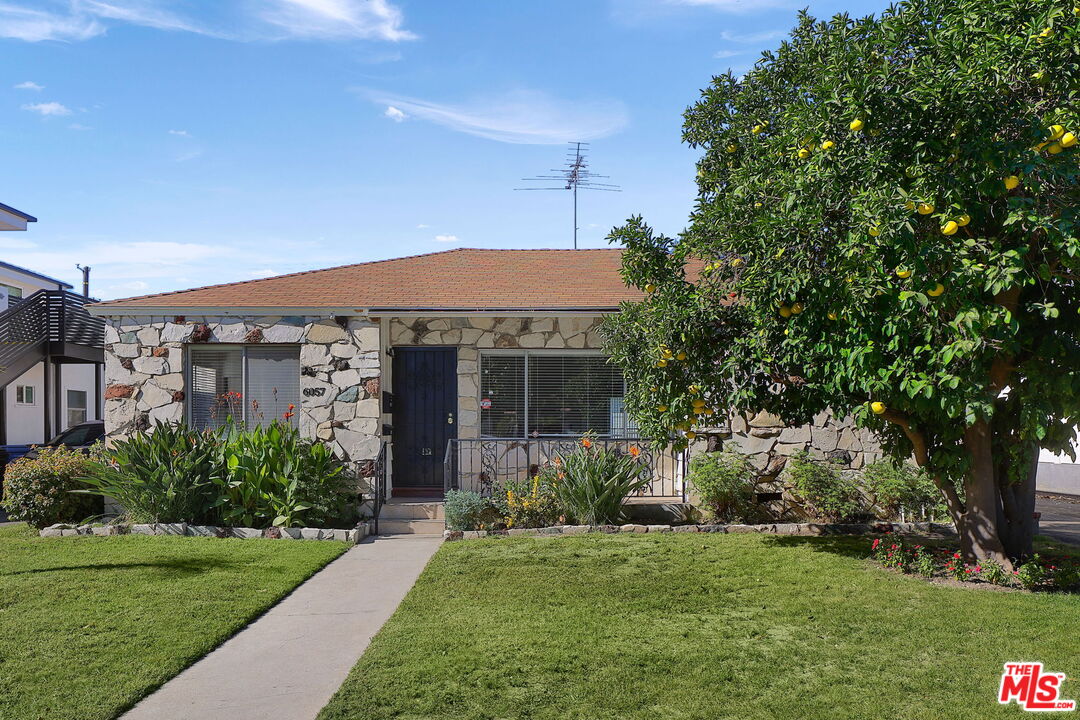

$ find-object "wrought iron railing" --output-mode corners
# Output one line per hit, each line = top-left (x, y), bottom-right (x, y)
(370, 440), (388, 535)
(444, 437), (687, 501)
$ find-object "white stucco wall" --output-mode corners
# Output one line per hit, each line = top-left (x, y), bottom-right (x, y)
(4, 362), (101, 445)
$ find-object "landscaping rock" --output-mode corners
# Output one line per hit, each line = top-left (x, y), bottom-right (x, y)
(443, 530), (463, 541)
(232, 527), (263, 539)
(672, 524), (700, 533)
(131, 524), (157, 535)
(597, 525), (619, 533)
(40, 528), (63, 538)
(188, 525), (220, 537)
(508, 528), (539, 537)
(725, 524), (756, 533)
(698, 524), (727, 533)
(462, 530), (487, 540)
(158, 523), (188, 535)
(263, 527), (283, 539)
(61, 529), (80, 536)
(647, 524), (672, 533)
(620, 524), (647, 533)
(279, 527), (302, 540)
(300, 528), (323, 541)
(562, 525), (590, 535)
(91, 525), (118, 536)
(331, 529), (352, 542)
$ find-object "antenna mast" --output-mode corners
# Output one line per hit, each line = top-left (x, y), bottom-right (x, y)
(516, 142), (620, 249)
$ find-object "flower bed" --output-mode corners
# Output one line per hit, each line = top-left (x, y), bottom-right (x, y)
(38, 521), (370, 543)
(868, 534), (1080, 593)
(444, 520), (954, 541)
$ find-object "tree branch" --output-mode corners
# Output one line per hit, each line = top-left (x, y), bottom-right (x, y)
(880, 408), (965, 516)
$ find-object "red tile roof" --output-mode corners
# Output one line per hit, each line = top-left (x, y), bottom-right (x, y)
(93, 248), (646, 312)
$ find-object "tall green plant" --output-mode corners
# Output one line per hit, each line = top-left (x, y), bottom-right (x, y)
(687, 449), (767, 523)
(553, 440), (652, 525)
(785, 452), (865, 523)
(78, 423), (219, 524)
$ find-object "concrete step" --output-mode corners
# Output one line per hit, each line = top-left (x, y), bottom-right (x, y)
(381, 501), (444, 520)
(378, 518), (445, 536)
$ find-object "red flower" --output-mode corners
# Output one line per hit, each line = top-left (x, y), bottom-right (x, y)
(628, 445), (641, 458)
(581, 438), (592, 449)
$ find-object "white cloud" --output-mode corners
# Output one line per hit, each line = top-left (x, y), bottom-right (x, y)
(68, 122), (92, 130)
(364, 89), (628, 145)
(22, 101), (71, 116)
(667, 0), (791, 10)
(14, 80), (43, 90)
(248, 268), (279, 278)
(0, 0), (414, 43)
(719, 29), (787, 43)
(713, 49), (744, 59)
(433, 234), (458, 243)
(257, 0), (416, 41)
(415, 223), (430, 229)
(168, 129), (190, 136)
(383, 105), (406, 122)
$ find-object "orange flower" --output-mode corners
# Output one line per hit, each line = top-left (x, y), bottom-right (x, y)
(628, 445), (641, 458)
(581, 438), (592, 448)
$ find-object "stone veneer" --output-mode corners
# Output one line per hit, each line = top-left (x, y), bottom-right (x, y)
(101, 314), (382, 471)
(388, 316), (606, 440)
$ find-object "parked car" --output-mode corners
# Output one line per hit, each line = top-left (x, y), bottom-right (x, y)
(22, 420), (105, 460)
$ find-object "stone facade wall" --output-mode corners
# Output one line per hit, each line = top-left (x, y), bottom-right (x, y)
(101, 314), (382, 469)
(388, 316), (606, 440)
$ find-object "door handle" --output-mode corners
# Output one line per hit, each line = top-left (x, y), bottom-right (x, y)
(447, 412), (454, 425)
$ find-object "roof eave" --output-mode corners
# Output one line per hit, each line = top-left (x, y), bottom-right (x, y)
(88, 305), (626, 317)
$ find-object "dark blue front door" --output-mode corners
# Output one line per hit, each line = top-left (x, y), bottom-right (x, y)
(392, 347), (457, 493)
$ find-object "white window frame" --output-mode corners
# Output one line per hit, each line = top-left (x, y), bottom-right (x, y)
(478, 349), (628, 439)
(15, 385), (35, 406)
(186, 344), (300, 429)
(66, 389), (88, 427)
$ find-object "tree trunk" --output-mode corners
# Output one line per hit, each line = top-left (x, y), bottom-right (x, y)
(957, 421), (1012, 567)
(996, 441), (1038, 561)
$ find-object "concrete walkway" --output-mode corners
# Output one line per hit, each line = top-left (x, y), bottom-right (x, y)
(123, 534), (442, 720)
(1037, 494), (1080, 546)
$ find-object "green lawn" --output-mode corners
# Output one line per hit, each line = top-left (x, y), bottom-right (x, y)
(0, 523), (346, 720)
(319, 532), (1080, 720)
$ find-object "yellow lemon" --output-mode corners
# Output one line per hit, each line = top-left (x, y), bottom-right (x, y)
(1062, 132), (1077, 148)
(779, 305), (792, 318)
(821, 140), (835, 150)
(1049, 124), (1066, 141)
(1048, 142), (1064, 155)
(731, 257), (744, 267)
(645, 283), (656, 293)
(895, 267), (912, 279)
(752, 124), (763, 134)
(689, 385), (701, 394)
(1038, 28), (1052, 41)
(798, 148), (811, 159)
(904, 200), (915, 211)
(676, 351), (687, 361)
(957, 214), (970, 227)
(754, 202), (763, 208)
(685, 431), (697, 440)
(657, 405), (668, 412)
(655, 360), (667, 368)
(850, 118), (865, 131)
(726, 144), (738, 153)
(1004, 175), (1020, 190)
(941, 220), (959, 236)
(917, 202), (934, 215)
(1075, 5), (1080, 16)
(928, 283), (945, 297)
(696, 169), (705, 178)
(869, 225), (881, 237)
(845, 276), (854, 283)
(870, 401), (886, 415)
(783, 329), (789, 336)
(703, 408), (715, 416)
(827, 311), (838, 321)
(791, 302), (804, 315)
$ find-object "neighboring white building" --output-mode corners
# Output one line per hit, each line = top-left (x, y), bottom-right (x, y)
(0, 202), (103, 446)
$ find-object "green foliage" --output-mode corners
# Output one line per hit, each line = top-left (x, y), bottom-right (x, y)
(552, 440), (652, 525)
(79, 421), (352, 528)
(1014, 553), (1052, 590)
(78, 423), (219, 524)
(785, 452), (865, 522)
(2, 446), (103, 528)
(602, 0), (1080, 555)
(444, 490), (502, 531)
(503, 470), (562, 529)
(686, 449), (767, 523)
(861, 459), (951, 521)
(981, 559), (1011, 585)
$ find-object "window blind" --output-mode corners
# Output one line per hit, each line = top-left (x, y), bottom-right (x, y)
(189, 347), (244, 429)
(480, 353), (627, 438)
(245, 346), (300, 428)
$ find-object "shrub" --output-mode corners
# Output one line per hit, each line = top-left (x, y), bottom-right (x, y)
(552, 438), (652, 526)
(785, 452), (864, 523)
(78, 423), (219, 524)
(981, 559), (1010, 586)
(503, 471), (562, 529)
(2, 446), (103, 528)
(861, 460), (949, 522)
(1013, 555), (1051, 591)
(213, 421), (349, 528)
(687, 449), (765, 523)
(444, 490), (501, 531)
(79, 420), (352, 528)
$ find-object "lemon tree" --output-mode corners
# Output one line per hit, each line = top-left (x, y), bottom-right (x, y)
(603, 0), (1079, 566)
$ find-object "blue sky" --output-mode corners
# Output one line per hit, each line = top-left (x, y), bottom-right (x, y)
(2, 0), (888, 300)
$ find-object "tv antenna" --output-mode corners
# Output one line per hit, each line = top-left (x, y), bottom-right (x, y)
(516, 141), (620, 249)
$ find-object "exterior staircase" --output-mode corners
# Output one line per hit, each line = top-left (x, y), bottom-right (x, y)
(378, 498), (444, 536)
(0, 290), (103, 388)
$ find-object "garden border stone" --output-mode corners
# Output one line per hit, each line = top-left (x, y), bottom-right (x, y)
(39, 522), (370, 544)
(442, 521), (955, 542)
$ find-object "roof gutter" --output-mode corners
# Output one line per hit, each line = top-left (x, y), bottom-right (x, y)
(87, 305), (625, 317)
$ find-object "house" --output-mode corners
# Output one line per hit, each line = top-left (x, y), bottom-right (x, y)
(89, 248), (891, 528)
(0, 203), (104, 448)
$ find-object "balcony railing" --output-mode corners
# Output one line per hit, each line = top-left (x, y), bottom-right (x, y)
(444, 437), (687, 501)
